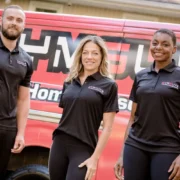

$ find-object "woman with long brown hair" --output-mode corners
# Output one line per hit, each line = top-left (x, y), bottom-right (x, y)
(49, 35), (119, 180)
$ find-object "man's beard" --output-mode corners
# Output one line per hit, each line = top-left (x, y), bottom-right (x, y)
(1, 24), (22, 40)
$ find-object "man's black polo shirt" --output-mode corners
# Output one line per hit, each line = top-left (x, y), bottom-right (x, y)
(0, 37), (33, 129)
(54, 72), (119, 149)
(126, 59), (180, 153)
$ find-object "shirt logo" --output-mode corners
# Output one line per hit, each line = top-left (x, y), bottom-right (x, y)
(17, 60), (27, 67)
(161, 82), (179, 90)
(88, 86), (104, 94)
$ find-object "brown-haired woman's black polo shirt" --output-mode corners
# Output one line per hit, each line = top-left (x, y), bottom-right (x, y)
(54, 72), (119, 149)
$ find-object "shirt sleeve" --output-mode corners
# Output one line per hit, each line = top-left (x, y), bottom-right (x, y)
(129, 76), (138, 103)
(59, 82), (67, 108)
(103, 82), (119, 113)
(19, 58), (33, 87)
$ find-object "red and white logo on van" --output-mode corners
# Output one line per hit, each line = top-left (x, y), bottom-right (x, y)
(161, 82), (179, 90)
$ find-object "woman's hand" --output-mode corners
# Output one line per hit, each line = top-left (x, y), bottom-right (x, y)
(168, 155), (180, 180)
(114, 156), (124, 180)
(79, 157), (98, 180)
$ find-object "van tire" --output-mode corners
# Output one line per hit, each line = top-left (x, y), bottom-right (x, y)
(6, 164), (49, 180)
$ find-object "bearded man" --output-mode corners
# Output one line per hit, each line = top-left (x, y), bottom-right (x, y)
(0, 5), (33, 179)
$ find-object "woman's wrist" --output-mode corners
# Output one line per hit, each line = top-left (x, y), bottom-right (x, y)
(91, 154), (100, 161)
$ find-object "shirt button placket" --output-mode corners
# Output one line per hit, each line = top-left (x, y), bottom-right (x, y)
(77, 80), (87, 98)
(9, 54), (13, 65)
(153, 73), (160, 90)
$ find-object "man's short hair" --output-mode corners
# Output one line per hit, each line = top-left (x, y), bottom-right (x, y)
(2, 5), (24, 18)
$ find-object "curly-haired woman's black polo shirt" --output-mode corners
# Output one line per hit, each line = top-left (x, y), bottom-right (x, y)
(126, 59), (180, 153)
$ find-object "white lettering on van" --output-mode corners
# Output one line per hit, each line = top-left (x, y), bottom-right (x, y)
(20, 34), (51, 54)
(118, 97), (132, 111)
(135, 45), (145, 73)
(54, 37), (75, 68)
(37, 89), (49, 100)
(19, 30), (180, 79)
(53, 50), (61, 67)
(30, 83), (62, 102)
(20, 34), (75, 69)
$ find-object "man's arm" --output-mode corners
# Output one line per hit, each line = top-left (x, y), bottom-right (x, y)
(11, 86), (30, 153)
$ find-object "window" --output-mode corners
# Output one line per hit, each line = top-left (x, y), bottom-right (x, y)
(36, 8), (57, 13)
(29, 1), (63, 13)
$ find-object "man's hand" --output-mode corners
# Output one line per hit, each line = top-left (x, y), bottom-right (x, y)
(114, 156), (124, 180)
(168, 155), (180, 180)
(11, 135), (25, 153)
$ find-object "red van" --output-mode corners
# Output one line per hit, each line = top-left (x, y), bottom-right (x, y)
(0, 10), (180, 180)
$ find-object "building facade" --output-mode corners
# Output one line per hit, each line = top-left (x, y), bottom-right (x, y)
(1, 0), (180, 24)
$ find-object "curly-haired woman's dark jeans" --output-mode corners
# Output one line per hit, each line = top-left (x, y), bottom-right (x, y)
(123, 144), (179, 180)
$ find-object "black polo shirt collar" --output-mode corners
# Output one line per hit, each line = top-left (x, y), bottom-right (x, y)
(90, 72), (104, 80)
(74, 71), (104, 83)
(149, 59), (176, 73)
(0, 35), (20, 53)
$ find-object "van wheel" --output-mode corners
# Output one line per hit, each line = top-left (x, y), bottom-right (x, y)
(7, 164), (49, 180)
